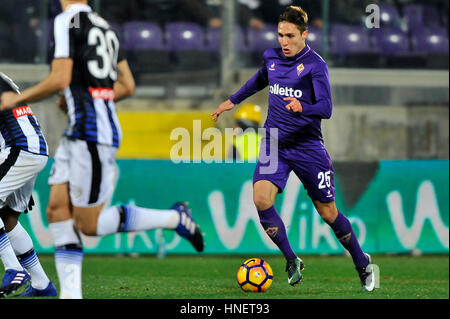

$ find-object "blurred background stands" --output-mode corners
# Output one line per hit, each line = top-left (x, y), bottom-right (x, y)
(0, 0), (448, 160)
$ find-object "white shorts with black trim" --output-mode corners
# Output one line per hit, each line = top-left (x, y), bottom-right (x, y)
(48, 137), (119, 207)
(0, 147), (48, 212)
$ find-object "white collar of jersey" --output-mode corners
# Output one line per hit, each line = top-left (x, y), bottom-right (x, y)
(66, 3), (92, 13)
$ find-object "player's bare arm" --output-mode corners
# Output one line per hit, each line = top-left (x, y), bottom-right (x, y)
(114, 59), (135, 102)
(0, 58), (73, 110)
(211, 99), (235, 122)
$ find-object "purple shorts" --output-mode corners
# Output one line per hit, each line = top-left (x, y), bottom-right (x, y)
(253, 139), (335, 203)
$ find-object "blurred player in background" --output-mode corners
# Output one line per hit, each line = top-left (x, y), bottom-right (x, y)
(0, 0), (204, 299)
(0, 72), (56, 298)
(212, 6), (377, 291)
(227, 103), (262, 161)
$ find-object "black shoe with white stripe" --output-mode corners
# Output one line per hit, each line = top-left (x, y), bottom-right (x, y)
(172, 202), (204, 252)
(286, 257), (305, 286)
(0, 269), (31, 298)
(357, 253), (376, 292)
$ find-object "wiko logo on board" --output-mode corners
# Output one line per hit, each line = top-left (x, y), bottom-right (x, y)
(208, 177), (448, 252)
(207, 174), (359, 251)
(387, 180), (449, 249)
(24, 177), (449, 253)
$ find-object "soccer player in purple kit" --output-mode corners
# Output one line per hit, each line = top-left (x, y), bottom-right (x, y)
(212, 6), (377, 291)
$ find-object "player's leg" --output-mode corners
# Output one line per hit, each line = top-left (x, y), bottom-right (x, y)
(47, 138), (83, 299)
(313, 200), (375, 291)
(0, 214), (23, 273)
(253, 180), (297, 259)
(70, 142), (203, 252)
(46, 183), (83, 299)
(0, 216), (30, 298)
(313, 200), (368, 266)
(0, 148), (32, 297)
(99, 202), (203, 252)
(253, 147), (305, 286)
(0, 216), (22, 271)
(72, 200), (204, 252)
(291, 148), (375, 291)
(74, 203), (178, 236)
(312, 200), (367, 267)
(1, 153), (56, 297)
(1, 208), (56, 297)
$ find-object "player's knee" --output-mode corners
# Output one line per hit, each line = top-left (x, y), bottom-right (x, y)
(73, 218), (97, 236)
(0, 208), (19, 232)
(314, 201), (337, 224)
(80, 225), (97, 236)
(320, 212), (335, 224)
(253, 194), (274, 211)
(46, 202), (69, 223)
(73, 213), (98, 236)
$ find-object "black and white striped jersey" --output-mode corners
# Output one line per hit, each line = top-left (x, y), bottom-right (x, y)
(50, 3), (124, 147)
(0, 72), (48, 155)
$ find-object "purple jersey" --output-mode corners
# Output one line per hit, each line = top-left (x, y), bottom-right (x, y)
(230, 45), (332, 149)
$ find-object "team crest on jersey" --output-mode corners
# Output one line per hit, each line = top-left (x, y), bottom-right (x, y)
(297, 63), (305, 77)
(265, 227), (279, 238)
(269, 62), (276, 71)
(13, 106), (34, 118)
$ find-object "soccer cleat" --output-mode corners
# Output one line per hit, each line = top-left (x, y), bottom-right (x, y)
(17, 281), (57, 297)
(285, 257), (305, 286)
(357, 253), (376, 292)
(172, 202), (204, 252)
(0, 269), (31, 298)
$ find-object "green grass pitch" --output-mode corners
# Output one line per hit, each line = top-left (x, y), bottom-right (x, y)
(4, 254), (449, 299)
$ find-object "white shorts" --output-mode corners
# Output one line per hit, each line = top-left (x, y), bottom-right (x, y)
(48, 137), (119, 208)
(0, 148), (48, 212)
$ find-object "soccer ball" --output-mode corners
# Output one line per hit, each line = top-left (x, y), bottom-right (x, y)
(237, 258), (273, 292)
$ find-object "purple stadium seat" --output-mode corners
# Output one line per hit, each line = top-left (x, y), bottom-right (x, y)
(402, 4), (425, 32)
(247, 24), (278, 53)
(306, 26), (322, 52)
(411, 27), (449, 54)
(125, 22), (164, 50)
(205, 25), (248, 52)
(371, 27), (410, 55)
(206, 26), (255, 67)
(165, 22), (206, 51)
(329, 24), (371, 54)
(122, 22), (170, 75)
(165, 22), (214, 71)
(378, 3), (402, 26)
(122, 22), (165, 51)
(423, 5), (442, 28)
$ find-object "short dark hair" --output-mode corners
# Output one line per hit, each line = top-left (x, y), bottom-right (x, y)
(279, 6), (308, 33)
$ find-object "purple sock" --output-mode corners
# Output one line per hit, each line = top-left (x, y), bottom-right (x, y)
(257, 206), (297, 261)
(330, 211), (368, 269)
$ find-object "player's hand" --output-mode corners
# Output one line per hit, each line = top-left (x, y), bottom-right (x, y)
(0, 92), (19, 111)
(211, 99), (235, 122)
(57, 92), (68, 113)
(284, 97), (303, 113)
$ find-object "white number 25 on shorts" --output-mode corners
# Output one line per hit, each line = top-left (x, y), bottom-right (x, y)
(317, 170), (331, 189)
